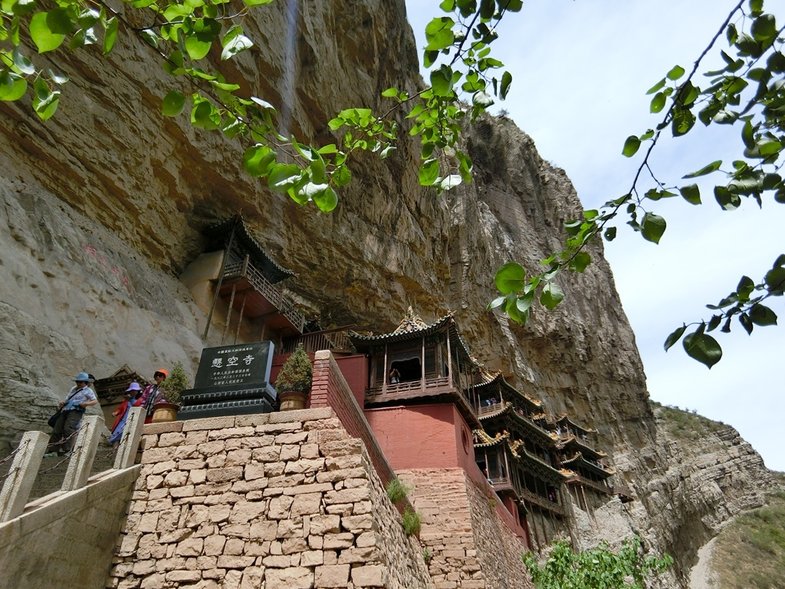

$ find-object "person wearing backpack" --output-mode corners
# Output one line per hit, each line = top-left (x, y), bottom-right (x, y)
(46, 371), (99, 457)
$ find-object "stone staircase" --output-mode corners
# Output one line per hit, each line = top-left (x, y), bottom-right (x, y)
(26, 439), (118, 500)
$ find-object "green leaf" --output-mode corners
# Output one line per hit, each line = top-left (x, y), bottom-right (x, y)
(312, 185), (338, 212)
(424, 17), (454, 51)
(569, 252), (591, 273)
(540, 282), (564, 310)
(647, 78), (666, 95)
(666, 65), (685, 80)
(333, 165), (351, 187)
(103, 16), (118, 55)
(430, 66), (453, 97)
(243, 144), (275, 177)
(500, 71), (512, 99)
(439, 175), (462, 191)
(764, 266), (785, 294)
(494, 262), (525, 295)
(641, 212), (666, 244)
(317, 144), (338, 155)
(488, 295), (506, 310)
(603, 227), (616, 241)
(622, 135), (640, 157)
(0, 71), (27, 101)
(737, 275), (755, 301)
(211, 80), (240, 92)
(30, 12), (66, 53)
(268, 163), (302, 192)
(683, 332), (722, 368)
(185, 35), (212, 60)
(381, 87), (398, 98)
(419, 158), (440, 186)
(46, 8), (72, 35)
(751, 14), (776, 43)
(749, 303), (777, 326)
(663, 325), (686, 351)
(683, 160), (722, 179)
(161, 90), (185, 116)
(650, 92), (666, 113)
(32, 88), (60, 120)
(221, 28), (252, 60)
(679, 184), (701, 205)
(242, 0), (273, 6)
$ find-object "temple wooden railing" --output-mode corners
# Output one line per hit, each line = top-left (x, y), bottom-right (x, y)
(282, 327), (354, 354)
(367, 375), (451, 396)
(488, 476), (515, 494)
(478, 401), (505, 416)
(567, 473), (613, 495)
(518, 487), (565, 515)
(223, 260), (306, 333)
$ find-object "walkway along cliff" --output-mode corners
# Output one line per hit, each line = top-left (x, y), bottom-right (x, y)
(0, 0), (776, 587)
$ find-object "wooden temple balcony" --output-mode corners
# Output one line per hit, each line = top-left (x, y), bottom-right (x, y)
(366, 375), (479, 427)
(221, 258), (306, 335)
(517, 487), (565, 516)
(282, 327), (354, 355)
(488, 476), (515, 494)
(566, 473), (613, 496)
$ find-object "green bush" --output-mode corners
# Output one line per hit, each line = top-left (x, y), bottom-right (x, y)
(275, 345), (312, 393)
(402, 508), (421, 537)
(386, 477), (410, 503)
(523, 536), (672, 589)
(161, 362), (189, 405)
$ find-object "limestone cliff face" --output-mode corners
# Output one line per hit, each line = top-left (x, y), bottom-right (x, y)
(0, 1), (773, 586)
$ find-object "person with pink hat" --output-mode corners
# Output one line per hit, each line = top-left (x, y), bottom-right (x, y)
(109, 382), (143, 447)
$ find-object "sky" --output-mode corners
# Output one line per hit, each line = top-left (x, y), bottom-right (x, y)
(404, 0), (785, 471)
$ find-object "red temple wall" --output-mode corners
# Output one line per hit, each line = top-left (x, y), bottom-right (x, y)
(364, 404), (476, 471)
(272, 352), (367, 407)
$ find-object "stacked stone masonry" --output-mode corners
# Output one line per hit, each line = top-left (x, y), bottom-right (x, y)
(399, 469), (532, 589)
(108, 408), (432, 589)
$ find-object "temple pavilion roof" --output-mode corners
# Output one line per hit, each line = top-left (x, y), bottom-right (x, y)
(205, 214), (295, 284)
(474, 372), (542, 410)
(561, 452), (615, 478)
(557, 436), (607, 459)
(349, 309), (476, 362)
(555, 414), (596, 435)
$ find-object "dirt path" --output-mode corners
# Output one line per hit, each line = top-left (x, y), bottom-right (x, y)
(688, 535), (718, 589)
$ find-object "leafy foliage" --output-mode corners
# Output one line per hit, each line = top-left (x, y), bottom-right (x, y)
(160, 361), (189, 405)
(522, 537), (673, 589)
(385, 477), (411, 504)
(274, 345), (312, 394)
(401, 508), (421, 537)
(492, 0), (785, 366)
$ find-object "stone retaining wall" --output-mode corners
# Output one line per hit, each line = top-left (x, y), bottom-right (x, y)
(107, 408), (432, 588)
(399, 469), (532, 589)
(0, 466), (140, 589)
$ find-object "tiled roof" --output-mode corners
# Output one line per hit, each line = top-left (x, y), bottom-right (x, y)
(205, 214), (295, 283)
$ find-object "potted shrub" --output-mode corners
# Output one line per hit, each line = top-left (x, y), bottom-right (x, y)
(275, 345), (312, 411)
(152, 362), (189, 422)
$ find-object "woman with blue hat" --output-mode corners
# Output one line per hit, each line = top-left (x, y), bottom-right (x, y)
(108, 382), (142, 447)
(46, 371), (99, 456)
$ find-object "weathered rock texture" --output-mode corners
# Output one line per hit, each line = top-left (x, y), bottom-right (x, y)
(399, 469), (532, 589)
(108, 408), (433, 588)
(0, 0), (776, 586)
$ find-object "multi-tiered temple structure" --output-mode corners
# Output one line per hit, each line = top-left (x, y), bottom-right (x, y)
(177, 219), (621, 551)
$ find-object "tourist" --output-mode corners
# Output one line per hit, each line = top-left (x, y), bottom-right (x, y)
(108, 382), (142, 447)
(139, 368), (168, 423)
(388, 367), (400, 384)
(47, 371), (99, 456)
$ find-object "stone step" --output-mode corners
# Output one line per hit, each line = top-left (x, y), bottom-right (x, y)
(0, 439), (118, 502)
